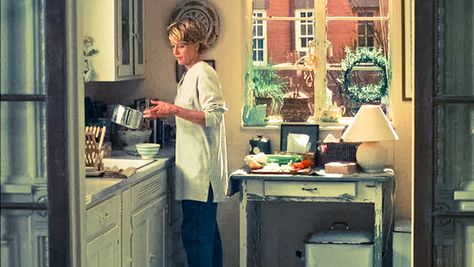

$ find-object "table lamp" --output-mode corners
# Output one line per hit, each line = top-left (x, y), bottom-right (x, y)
(341, 105), (399, 172)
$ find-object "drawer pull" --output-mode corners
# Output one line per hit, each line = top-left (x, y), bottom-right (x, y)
(302, 187), (319, 192)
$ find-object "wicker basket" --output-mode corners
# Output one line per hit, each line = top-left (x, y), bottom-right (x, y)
(280, 98), (311, 122)
(317, 142), (361, 166)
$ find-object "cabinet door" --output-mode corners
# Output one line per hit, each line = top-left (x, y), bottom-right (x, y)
(131, 195), (167, 267)
(134, 0), (145, 76)
(117, 0), (134, 77)
(86, 226), (121, 267)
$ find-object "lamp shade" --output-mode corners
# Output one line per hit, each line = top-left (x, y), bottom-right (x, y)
(341, 105), (399, 142)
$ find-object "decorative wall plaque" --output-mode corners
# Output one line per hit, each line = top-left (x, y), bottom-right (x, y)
(170, 0), (221, 48)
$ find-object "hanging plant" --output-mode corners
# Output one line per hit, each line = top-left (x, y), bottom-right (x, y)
(339, 47), (391, 103)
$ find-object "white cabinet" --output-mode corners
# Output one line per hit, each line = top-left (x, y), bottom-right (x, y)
(130, 195), (167, 267)
(86, 194), (121, 267)
(83, 0), (145, 81)
(86, 168), (169, 267)
(86, 226), (121, 267)
(122, 170), (168, 267)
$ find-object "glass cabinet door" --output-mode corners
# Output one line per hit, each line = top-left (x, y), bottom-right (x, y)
(134, 0), (145, 76)
(118, 0), (134, 77)
(433, 0), (474, 266)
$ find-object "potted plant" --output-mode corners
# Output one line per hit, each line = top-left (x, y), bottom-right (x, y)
(280, 79), (312, 122)
(243, 55), (286, 126)
(245, 64), (285, 116)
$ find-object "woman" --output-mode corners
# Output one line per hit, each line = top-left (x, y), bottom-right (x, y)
(143, 18), (228, 267)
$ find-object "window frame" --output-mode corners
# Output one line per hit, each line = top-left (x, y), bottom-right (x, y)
(248, 0), (392, 124)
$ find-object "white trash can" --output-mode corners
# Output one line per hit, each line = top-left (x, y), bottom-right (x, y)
(304, 223), (373, 267)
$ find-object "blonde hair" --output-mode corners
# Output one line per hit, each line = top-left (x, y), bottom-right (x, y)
(167, 18), (209, 54)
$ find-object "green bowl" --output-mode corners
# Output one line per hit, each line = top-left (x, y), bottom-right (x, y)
(135, 143), (160, 159)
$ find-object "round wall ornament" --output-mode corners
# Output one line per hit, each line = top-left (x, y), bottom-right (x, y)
(340, 48), (391, 103)
(170, 0), (221, 48)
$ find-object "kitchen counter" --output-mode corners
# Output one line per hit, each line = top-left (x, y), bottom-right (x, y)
(85, 147), (175, 208)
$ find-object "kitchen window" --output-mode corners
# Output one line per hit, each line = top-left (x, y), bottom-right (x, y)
(246, 0), (392, 125)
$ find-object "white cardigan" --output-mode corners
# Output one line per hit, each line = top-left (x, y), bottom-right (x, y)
(173, 61), (229, 202)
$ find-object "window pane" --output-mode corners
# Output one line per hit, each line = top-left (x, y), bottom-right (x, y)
(435, 103), (474, 211)
(0, 102), (47, 189)
(437, 1), (474, 96)
(327, 0), (389, 17)
(434, 218), (474, 266)
(1, 0), (45, 95)
(1, 210), (49, 265)
(367, 37), (374, 47)
(258, 51), (264, 61)
(274, 69), (315, 116)
(327, 20), (389, 63)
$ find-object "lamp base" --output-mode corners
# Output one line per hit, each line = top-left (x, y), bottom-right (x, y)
(356, 141), (387, 172)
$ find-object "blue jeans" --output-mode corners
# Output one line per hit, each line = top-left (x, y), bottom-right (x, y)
(181, 186), (223, 267)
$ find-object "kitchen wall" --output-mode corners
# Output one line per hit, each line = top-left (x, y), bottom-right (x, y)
(86, 0), (413, 265)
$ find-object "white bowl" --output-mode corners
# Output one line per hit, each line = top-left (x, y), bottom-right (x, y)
(135, 143), (160, 159)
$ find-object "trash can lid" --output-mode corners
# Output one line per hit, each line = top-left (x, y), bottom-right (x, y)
(306, 230), (373, 244)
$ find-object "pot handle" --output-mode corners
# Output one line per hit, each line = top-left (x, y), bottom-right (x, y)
(340, 106), (346, 115)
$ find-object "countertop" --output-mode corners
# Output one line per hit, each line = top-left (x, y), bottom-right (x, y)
(85, 147), (175, 208)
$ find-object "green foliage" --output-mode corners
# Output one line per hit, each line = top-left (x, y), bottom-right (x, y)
(245, 61), (286, 113)
(339, 47), (391, 103)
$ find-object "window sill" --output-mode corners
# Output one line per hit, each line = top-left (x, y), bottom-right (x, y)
(241, 116), (353, 130)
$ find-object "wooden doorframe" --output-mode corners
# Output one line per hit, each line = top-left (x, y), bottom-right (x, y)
(46, 0), (86, 266)
(414, 0), (435, 266)
(45, 0), (71, 266)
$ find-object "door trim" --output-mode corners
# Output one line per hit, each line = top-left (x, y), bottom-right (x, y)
(414, 0), (435, 266)
(46, 0), (86, 266)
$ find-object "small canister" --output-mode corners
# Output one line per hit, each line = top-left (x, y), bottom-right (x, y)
(249, 135), (271, 154)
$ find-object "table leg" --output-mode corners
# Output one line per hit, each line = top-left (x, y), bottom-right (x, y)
(240, 181), (248, 267)
(374, 182), (383, 267)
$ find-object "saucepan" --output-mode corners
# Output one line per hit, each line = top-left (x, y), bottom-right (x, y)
(110, 104), (143, 129)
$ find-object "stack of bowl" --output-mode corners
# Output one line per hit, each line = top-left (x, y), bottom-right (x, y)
(135, 143), (161, 159)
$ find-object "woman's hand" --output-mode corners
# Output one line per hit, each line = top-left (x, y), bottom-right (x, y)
(143, 100), (179, 119)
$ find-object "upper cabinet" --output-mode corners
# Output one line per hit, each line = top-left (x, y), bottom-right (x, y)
(84, 0), (145, 81)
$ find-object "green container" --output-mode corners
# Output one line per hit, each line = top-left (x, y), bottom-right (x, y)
(266, 154), (303, 165)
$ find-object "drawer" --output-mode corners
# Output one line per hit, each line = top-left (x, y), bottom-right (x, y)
(131, 170), (166, 210)
(86, 194), (120, 241)
(264, 181), (356, 198)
